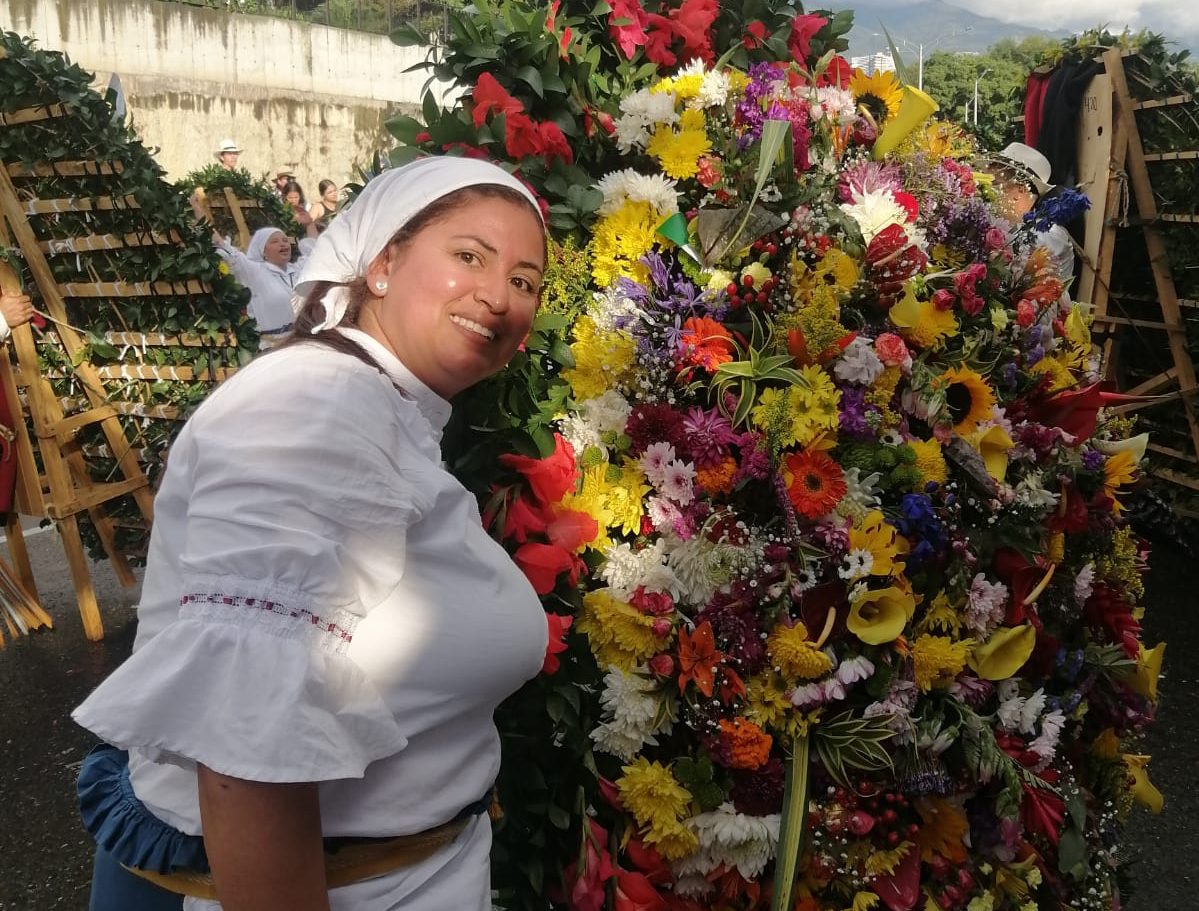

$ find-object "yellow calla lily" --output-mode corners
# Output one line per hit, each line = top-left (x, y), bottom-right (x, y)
(1092, 728), (1119, 759)
(1094, 433), (1150, 466)
(1129, 641), (1166, 701)
(968, 624), (1036, 680)
(967, 424), (1015, 483)
(848, 586), (915, 645)
(1123, 754), (1164, 813)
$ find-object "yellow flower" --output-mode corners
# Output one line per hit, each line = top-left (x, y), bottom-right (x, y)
(768, 621), (833, 683)
(848, 586), (915, 645)
(741, 261), (773, 287)
(606, 464), (650, 535)
(1123, 753), (1164, 813)
(616, 757), (699, 858)
(915, 797), (969, 864)
(1028, 354), (1076, 394)
(848, 511), (902, 576)
(744, 672), (796, 735)
(646, 118), (711, 180)
(967, 424), (1014, 483)
(968, 625), (1036, 680)
(911, 634), (971, 691)
(590, 199), (663, 286)
(562, 315), (637, 401)
(1129, 641), (1166, 701)
(848, 891), (881, 911)
(850, 69), (903, 122)
(935, 366), (996, 436)
(918, 591), (961, 635)
(577, 589), (665, 669)
(888, 284), (958, 349)
(217, 260), (231, 276)
(1102, 449), (1138, 513)
(908, 438), (948, 487)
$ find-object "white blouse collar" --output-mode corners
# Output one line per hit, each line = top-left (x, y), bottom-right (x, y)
(336, 327), (452, 434)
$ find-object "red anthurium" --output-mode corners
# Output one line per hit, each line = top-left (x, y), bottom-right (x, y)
(513, 541), (577, 595)
(872, 840), (921, 911)
(500, 433), (579, 506)
(471, 72), (523, 128)
(787, 13), (827, 64)
(614, 869), (667, 911)
(542, 613), (573, 674)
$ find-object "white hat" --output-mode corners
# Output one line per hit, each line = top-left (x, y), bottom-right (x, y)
(997, 142), (1053, 196)
(215, 138), (241, 156)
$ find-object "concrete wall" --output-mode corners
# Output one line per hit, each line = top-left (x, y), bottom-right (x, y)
(0, 0), (443, 194)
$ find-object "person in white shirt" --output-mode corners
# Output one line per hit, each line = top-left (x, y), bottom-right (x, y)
(74, 157), (551, 911)
(213, 224), (317, 348)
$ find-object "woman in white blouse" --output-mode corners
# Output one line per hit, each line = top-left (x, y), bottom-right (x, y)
(74, 157), (550, 911)
(214, 223), (317, 349)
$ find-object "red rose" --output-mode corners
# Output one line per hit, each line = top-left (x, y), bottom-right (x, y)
(500, 433), (578, 506)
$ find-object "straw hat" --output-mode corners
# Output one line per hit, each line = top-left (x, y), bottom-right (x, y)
(996, 142), (1053, 197)
(214, 138), (242, 156)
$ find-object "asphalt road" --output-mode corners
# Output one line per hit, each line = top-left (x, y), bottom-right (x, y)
(0, 524), (1193, 910)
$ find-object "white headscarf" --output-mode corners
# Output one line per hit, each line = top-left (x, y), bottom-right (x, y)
(293, 157), (543, 333)
(247, 227), (285, 263)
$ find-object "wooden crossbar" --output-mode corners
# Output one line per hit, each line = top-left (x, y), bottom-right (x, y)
(1142, 151), (1199, 161)
(0, 103), (67, 126)
(23, 194), (140, 214)
(1158, 213), (1199, 224)
(1149, 442), (1198, 464)
(1133, 94), (1193, 110)
(104, 330), (239, 348)
(38, 231), (178, 255)
(7, 160), (125, 178)
(47, 364), (235, 382)
(59, 279), (212, 298)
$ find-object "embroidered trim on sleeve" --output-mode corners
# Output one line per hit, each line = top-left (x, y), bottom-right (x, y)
(180, 591), (357, 656)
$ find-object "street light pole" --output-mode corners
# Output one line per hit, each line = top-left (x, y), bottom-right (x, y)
(972, 68), (990, 126)
(907, 26), (973, 92)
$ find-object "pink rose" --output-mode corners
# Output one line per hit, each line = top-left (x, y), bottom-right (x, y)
(985, 227), (1008, 251)
(931, 288), (956, 311)
(874, 332), (909, 368)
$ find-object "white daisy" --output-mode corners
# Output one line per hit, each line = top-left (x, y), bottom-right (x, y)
(837, 548), (874, 581)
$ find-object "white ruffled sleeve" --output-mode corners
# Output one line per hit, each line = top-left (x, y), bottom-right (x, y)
(74, 354), (434, 782)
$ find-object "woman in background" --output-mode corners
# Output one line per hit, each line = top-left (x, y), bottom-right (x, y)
(309, 179), (340, 233)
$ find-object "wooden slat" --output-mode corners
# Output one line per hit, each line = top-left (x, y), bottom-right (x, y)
(93, 364), (234, 382)
(1158, 213), (1199, 224)
(55, 397), (185, 421)
(1092, 314), (1170, 330)
(1133, 93), (1193, 110)
(1126, 368), (1178, 396)
(38, 231), (178, 255)
(1148, 442), (1199, 464)
(104, 330), (239, 348)
(1143, 150), (1199, 162)
(45, 476), (149, 520)
(59, 279), (211, 298)
(51, 406), (120, 443)
(1153, 467), (1199, 492)
(24, 194), (140, 215)
(7, 160), (125, 178)
(0, 103), (68, 126)
(206, 198), (262, 210)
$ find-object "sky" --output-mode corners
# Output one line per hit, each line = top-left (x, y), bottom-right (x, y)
(946, 0), (1199, 47)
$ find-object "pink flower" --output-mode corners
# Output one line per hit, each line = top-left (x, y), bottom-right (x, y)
(931, 288), (956, 311)
(1016, 299), (1036, 327)
(985, 226), (1008, 251)
(874, 332), (910, 368)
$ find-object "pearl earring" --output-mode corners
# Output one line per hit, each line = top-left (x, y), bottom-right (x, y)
(374, 281), (388, 292)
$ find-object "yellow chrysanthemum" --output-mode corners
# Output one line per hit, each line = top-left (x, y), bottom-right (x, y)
(561, 314), (637, 401)
(917, 591), (962, 635)
(562, 463), (617, 549)
(606, 464), (651, 535)
(935, 366), (996, 436)
(616, 758), (698, 859)
(889, 284), (959, 349)
(646, 113), (712, 180)
(590, 199), (663, 286)
(1029, 354), (1077, 394)
(576, 589), (665, 669)
(768, 621), (833, 683)
(911, 634), (971, 691)
(850, 69), (904, 123)
(865, 844), (912, 876)
(847, 510), (902, 576)
(908, 437), (948, 487)
(744, 672), (796, 736)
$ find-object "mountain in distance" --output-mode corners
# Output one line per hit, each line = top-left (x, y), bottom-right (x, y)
(826, 0), (1068, 60)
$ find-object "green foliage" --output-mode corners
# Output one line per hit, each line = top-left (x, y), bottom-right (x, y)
(176, 164), (301, 242)
(0, 31), (258, 561)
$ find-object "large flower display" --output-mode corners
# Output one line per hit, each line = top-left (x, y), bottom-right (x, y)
(398, 5), (1163, 910)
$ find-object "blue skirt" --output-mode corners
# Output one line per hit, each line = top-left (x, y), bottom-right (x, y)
(77, 743), (208, 911)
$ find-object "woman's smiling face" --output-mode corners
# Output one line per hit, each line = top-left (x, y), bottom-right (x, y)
(363, 192), (544, 398)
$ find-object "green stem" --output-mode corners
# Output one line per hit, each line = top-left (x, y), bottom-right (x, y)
(771, 730), (812, 911)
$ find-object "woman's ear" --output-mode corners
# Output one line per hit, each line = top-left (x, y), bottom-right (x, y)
(364, 248), (393, 298)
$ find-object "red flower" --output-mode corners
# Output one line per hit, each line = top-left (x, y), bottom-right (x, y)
(785, 450), (847, 519)
(871, 840), (920, 911)
(471, 72), (523, 128)
(742, 20), (767, 49)
(500, 433), (578, 506)
(787, 13), (827, 64)
(1021, 783), (1066, 845)
(513, 541), (581, 595)
(818, 55), (854, 87)
(542, 613), (573, 674)
(893, 191), (920, 221)
(503, 493), (552, 543)
(677, 621), (721, 697)
(534, 120), (574, 164)
(608, 0), (649, 59)
(562, 820), (616, 911)
(624, 838), (671, 884)
(677, 315), (734, 371)
(666, 0), (718, 65)
(546, 509), (598, 552)
(614, 869), (667, 911)
(643, 14), (678, 67)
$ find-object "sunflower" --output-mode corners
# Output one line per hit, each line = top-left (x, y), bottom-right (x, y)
(850, 69), (904, 124)
(935, 366), (995, 435)
(1102, 448), (1138, 513)
(784, 449), (848, 518)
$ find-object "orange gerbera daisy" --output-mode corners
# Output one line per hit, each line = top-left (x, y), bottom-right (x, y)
(784, 450), (847, 519)
(678, 316), (735, 372)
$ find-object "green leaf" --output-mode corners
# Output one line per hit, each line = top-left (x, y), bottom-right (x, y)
(516, 66), (544, 98)
(548, 338), (576, 368)
(771, 732), (811, 911)
(421, 91), (441, 128)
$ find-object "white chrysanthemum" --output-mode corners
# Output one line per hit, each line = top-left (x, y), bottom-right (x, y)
(1029, 709), (1066, 764)
(834, 336), (886, 385)
(590, 723), (653, 761)
(684, 804), (781, 880)
(580, 389), (632, 437)
(836, 654), (876, 685)
(596, 168), (679, 216)
(665, 533), (740, 607)
(615, 88), (678, 151)
(1019, 689), (1047, 733)
(600, 540), (677, 599)
(965, 573), (1009, 637)
(558, 413), (602, 457)
(614, 116), (652, 153)
(1014, 473), (1060, 510)
(672, 872), (715, 899)
(840, 467), (883, 517)
(661, 459), (696, 505)
(1073, 562), (1095, 605)
(588, 285), (647, 334)
(591, 665), (676, 760)
(840, 188), (911, 244)
(696, 67), (731, 109)
(640, 441), (676, 486)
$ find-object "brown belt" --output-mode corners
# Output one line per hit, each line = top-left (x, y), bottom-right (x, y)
(123, 814), (473, 900)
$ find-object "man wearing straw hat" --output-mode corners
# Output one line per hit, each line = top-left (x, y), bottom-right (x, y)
(214, 138), (242, 171)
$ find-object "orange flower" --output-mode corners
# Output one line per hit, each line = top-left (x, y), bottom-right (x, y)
(695, 456), (737, 496)
(677, 316), (734, 372)
(784, 450), (847, 519)
(718, 718), (773, 769)
(677, 621), (721, 697)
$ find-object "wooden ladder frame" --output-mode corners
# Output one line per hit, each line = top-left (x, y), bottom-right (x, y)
(1080, 48), (1199, 493)
(0, 163), (154, 640)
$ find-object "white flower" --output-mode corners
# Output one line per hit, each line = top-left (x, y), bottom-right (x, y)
(600, 541), (678, 599)
(791, 682), (824, 708)
(835, 654), (875, 685)
(965, 574), (1009, 637)
(666, 533), (738, 607)
(840, 468), (883, 515)
(1014, 473), (1060, 510)
(683, 804), (781, 880)
(590, 665), (676, 760)
(641, 441), (677, 486)
(661, 459), (696, 505)
(838, 548), (874, 581)
(840, 188), (911, 245)
(697, 67), (731, 108)
(558, 412), (603, 457)
(1019, 690), (1047, 733)
(590, 723), (650, 761)
(996, 693), (1025, 732)
(596, 168), (679, 216)
(580, 390), (632, 436)
(1029, 709), (1066, 764)
(1073, 562), (1095, 605)
(615, 88), (678, 151)
(834, 336), (885, 385)
(589, 285), (647, 333)
(814, 85), (857, 123)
